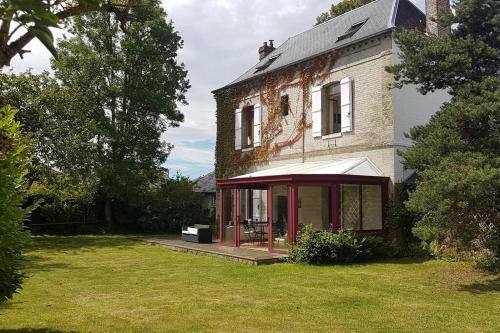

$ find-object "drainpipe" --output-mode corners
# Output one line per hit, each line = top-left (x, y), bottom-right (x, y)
(302, 88), (306, 163)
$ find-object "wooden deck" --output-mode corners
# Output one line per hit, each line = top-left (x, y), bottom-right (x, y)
(137, 236), (288, 265)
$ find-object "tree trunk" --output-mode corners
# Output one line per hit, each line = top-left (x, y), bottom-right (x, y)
(104, 196), (113, 230)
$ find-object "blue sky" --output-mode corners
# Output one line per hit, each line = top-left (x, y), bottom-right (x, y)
(8, 0), (425, 179)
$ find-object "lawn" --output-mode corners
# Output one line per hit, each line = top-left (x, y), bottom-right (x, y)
(0, 236), (498, 333)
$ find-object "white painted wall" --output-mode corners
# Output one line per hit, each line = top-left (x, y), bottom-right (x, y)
(391, 43), (450, 147)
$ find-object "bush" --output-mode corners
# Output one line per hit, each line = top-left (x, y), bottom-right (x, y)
(111, 174), (210, 234)
(473, 250), (499, 272)
(385, 182), (420, 255)
(288, 225), (391, 265)
(26, 190), (100, 235)
(0, 106), (31, 303)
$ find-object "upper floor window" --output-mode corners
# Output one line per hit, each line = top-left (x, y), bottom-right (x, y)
(280, 95), (289, 116)
(324, 83), (341, 135)
(311, 77), (352, 138)
(242, 106), (254, 148)
(235, 104), (261, 150)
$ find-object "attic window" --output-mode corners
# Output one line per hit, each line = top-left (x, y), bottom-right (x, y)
(255, 54), (280, 72)
(336, 19), (368, 42)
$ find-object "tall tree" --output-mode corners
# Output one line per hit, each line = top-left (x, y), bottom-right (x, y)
(0, 0), (147, 303)
(316, 0), (373, 25)
(49, 0), (189, 228)
(386, 0), (499, 267)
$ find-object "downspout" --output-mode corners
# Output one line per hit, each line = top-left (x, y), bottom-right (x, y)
(302, 87), (306, 163)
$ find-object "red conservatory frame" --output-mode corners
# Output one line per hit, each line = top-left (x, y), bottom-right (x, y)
(216, 174), (389, 254)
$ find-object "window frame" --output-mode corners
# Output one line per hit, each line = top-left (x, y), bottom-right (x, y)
(280, 95), (289, 116)
(241, 105), (254, 149)
(340, 184), (383, 231)
(322, 83), (342, 136)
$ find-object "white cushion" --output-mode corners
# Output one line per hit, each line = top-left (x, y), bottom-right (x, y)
(187, 227), (198, 235)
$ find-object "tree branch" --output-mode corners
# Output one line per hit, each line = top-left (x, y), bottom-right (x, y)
(1, 3), (122, 67)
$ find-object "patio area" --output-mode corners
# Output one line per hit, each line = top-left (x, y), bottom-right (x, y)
(138, 235), (287, 265)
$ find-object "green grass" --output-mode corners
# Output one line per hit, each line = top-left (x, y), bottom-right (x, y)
(0, 236), (499, 333)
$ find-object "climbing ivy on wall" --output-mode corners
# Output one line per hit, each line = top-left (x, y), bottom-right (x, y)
(214, 51), (339, 179)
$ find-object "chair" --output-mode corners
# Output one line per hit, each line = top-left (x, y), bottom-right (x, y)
(181, 224), (212, 243)
(242, 219), (256, 244)
(253, 220), (268, 245)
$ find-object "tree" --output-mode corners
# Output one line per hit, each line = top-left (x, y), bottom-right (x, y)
(316, 0), (373, 25)
(386, 0), (499, 268)
(0, 0), (144, 67)
(48, 0), (189, 228)
(0, 105), (31, 303)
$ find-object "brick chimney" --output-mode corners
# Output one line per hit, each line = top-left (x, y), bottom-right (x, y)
(258, 40), (275, 61)
(426, 0), (451, 36)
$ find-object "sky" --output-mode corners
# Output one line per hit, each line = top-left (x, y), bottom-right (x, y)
(8, 0), (425, 179)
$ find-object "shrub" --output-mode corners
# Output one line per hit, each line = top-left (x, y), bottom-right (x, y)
(385, 182), (420, 255)
(473, 249), (499, 272)
(26, 190), (100, 235)
(0, 106), (32, 303)
(288, 225), (390, 264)
(112, 174), (210, 234)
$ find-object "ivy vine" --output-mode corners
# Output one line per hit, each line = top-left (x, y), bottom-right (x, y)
(214, 51), (339, 179)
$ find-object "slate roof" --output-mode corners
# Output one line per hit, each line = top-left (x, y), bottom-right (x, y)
(193, 172), (216, 193)
(214, 0), (424, 92)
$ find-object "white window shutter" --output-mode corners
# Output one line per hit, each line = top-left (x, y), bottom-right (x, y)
(340, 77), (353, 132)
(235, 108), (242, 150)
(253, 103), (261, 147)
(311, 85), (322, 137)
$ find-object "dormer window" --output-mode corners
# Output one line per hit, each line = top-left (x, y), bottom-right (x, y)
(336, 19), (368, 42)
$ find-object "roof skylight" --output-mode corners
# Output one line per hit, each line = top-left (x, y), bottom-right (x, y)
(336, 19), (368, 42)
(255, 54), (280, 72)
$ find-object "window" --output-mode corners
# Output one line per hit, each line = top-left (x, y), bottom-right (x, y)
(280, 95), (289, 116)
(336, 19), (368, 42)
(323, 83), (341, 135)
(242, 106), (254, 148)
(340, 184), (383, 231)
(255, 54), (280, 72)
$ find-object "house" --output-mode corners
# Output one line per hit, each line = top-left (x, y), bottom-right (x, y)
(213, 0), (449, 253)
(193, 172), (217, 215)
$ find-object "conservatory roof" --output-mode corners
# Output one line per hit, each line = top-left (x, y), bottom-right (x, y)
(217, 158), (388, 188)
(233, 158), (382, 178)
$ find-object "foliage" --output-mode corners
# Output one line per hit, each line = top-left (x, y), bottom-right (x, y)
(46, 1), (189, 228)
(473, 249), (499, 273)
(111, 174), (210, 233)
(214, 52), (336, 178)
(316, 0), (373, 25)
(385, 182), (419, 253)
(386, 0), (500, 270)
(288, 224), (390, 264)
(387, 0), (498, 96)
(0, 0), (144, 67)
(0, 71), (84, 193)
(25, 187), (100, 235)
(0, 105), (31, 303)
